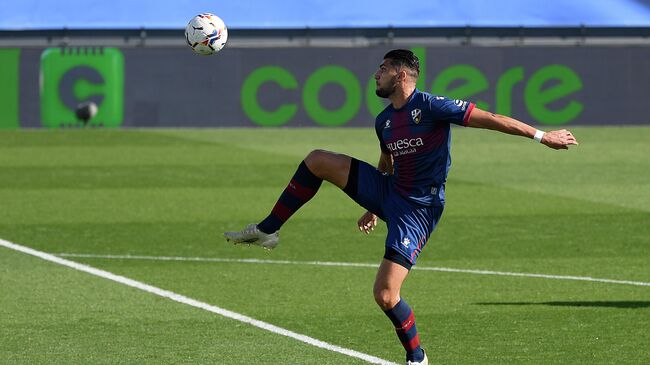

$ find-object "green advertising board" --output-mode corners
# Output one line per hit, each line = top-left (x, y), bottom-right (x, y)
(8, 46), (646, 127)
(0, 49), (20, 129)
(40, 47), (124, 128)
(241, 47), (584, 127)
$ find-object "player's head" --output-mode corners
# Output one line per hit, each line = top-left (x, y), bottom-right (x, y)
(375, 49), (420, 98)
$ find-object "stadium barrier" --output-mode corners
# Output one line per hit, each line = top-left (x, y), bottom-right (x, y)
(2, 45), (648, 128)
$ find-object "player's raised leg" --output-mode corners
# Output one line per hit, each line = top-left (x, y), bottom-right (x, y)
(374, 259), (428, 365)
(224, 150), (352, 248)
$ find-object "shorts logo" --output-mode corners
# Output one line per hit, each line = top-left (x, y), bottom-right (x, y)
(411, 109), (421, 124)
(401, 237), (411, 248)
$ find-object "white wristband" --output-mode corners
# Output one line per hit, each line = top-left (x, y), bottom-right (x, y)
(533, 130), (545, 143)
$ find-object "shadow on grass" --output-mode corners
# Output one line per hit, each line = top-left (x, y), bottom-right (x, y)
(474, 301), (650, 309)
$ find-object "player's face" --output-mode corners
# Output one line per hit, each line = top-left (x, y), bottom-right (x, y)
(374, 60), (399, 98)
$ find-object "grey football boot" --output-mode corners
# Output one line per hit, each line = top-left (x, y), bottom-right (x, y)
(224, 224), (279, 250)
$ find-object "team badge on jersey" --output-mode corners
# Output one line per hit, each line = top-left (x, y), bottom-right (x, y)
(411, 109), (422, 124)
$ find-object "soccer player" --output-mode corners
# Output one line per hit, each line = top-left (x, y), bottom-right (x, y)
(225, 49), (578, 365)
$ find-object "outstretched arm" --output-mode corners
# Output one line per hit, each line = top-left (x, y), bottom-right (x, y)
(466, 108), (579, 150)
(357, 152), (392, 234)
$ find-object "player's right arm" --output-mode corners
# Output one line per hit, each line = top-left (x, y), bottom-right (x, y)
(467, 108), (579, 150)
(429, 95), (578, 150)
(358, 152), (392, 234)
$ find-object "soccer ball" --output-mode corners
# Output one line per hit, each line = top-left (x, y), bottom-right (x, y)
(185, 13), (228, 55)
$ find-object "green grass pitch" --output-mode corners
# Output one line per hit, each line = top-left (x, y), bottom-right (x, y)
(0, 126), (648, 364)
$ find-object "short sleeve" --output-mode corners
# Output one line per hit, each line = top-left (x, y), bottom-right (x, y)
(430, 96), (475, 126)
(375, 117), (390, 154)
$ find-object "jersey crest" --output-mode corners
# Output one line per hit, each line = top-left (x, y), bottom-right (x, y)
(411, 108), (422, 124)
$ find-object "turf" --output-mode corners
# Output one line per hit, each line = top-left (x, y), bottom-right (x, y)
(0, 126), (648, 364)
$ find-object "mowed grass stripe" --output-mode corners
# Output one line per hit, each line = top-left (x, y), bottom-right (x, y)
(54, 252), (650, 287)
(1, 127), (648, 363)
(57, 246), (650, 364)
(0, 247), (377, 364)
(0, 238), (397, 365)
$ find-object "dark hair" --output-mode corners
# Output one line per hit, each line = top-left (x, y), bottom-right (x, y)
(384, 49), (420, 76)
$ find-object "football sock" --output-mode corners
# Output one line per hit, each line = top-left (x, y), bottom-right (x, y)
(384, 299), (425, 363)
(257, 161), (323, 234)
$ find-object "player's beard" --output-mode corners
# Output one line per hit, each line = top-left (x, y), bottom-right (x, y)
(375, 75), (398, 98)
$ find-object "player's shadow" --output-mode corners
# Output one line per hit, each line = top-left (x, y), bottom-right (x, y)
(474, 301), (650, 309)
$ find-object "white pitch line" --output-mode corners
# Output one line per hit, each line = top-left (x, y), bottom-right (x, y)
(0, 239), (397, 365)
(55, 252), (650, 287)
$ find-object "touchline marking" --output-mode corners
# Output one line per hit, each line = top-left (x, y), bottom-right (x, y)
(0, 239), (397, 365)
(55, 252), (650, 287)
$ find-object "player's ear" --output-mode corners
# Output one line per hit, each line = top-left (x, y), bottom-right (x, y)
(398, 69), (407, 81)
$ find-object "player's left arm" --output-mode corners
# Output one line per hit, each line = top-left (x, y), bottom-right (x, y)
(357, 151), (392, 234)
(466, 108), (579, 150)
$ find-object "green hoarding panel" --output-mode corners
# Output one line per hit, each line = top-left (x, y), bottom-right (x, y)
(40, 47), (124, 128)
(0, 49), (20, 129)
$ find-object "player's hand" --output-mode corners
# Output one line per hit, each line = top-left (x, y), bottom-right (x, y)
(357, 211), (378, 234)
(541, 129), (579, 150)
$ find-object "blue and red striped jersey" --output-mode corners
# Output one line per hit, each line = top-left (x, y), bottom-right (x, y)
(375, 89), (474, 206)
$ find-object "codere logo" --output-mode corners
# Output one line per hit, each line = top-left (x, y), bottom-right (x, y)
(40, 47), (124, 128)
(241, 47), (583, 127)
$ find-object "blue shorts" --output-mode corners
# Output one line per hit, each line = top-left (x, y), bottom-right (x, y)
(343, 159), (444, 270)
